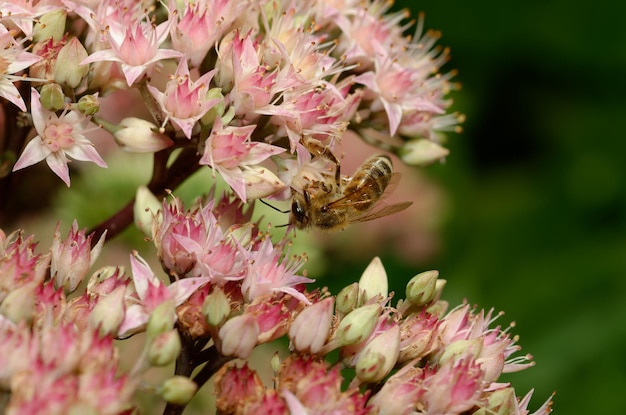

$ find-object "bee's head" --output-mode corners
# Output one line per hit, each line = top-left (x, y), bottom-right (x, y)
(289, 191), (310, 229)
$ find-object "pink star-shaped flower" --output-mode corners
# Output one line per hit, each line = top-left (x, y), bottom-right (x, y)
(12, 88), (107, 186)
(81, 15), (182, 86)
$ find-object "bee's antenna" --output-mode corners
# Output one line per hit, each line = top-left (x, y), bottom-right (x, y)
(259, 199), (290, 214)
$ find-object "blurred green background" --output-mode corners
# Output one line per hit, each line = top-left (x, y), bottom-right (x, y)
(382, 1), (624, 413)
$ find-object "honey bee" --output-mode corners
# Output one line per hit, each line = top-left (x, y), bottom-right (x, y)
(289, 154), (413, 231)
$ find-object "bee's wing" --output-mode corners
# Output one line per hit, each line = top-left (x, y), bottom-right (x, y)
(326, 172), (412, 222)
(349, 200), (413, 223)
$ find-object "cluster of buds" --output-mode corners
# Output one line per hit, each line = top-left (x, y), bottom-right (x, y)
(0, 209), (553, 413)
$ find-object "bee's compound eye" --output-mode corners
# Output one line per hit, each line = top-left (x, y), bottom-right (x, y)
(291, 200), (306, 223)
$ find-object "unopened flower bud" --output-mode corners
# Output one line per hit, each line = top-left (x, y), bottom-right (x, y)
(200, 88), (225, 125)
(54, 37), (89, 88)
(481, 387), (517, 415)
(66, 402), (99, 415)
(271, 352), (281, 373)
(336, 303), (381, 347)
(242, 165), (285, 200)
(427, 300), (449, 317)
(51, 221), (105, 294)
(89, 285), (126, 336)
(39, 83), (65, 111)
(202, 287), (231, 327)
(77, 94), (100, 115)
(218, 314), (259, 358)
(336, 282), (359, 314)
(160, 376), (198, 405)
(289, 297), (334, 354)
(406, 270), (439, 306)
(439, 338), (484, 365)
(358, 256), (388, 304)
(33, 9), (67, 42)
(134, 186), (161, 237)
(148, 329), (182, 366)
(147, 299), (177, 339)
(0, 282), (36, 324)
(398, 138), (449, 166)
(355, 325), (400, 383)
(114, 117), (174, 153)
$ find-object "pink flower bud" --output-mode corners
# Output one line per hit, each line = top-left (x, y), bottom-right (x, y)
(218, 314), (259, 358)
(114, 118), (174, 153)
(355, 324), (400, 383)
(51, 221), (106, 294)
(289, 297), (334, 354)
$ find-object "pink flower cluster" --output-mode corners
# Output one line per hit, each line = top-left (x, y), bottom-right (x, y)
(0, 0), (555, 414)
(0, 195), (553, 413)
(4, 0), (459, 194)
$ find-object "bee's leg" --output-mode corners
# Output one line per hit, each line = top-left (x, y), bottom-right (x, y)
(301, 135), (341, 187)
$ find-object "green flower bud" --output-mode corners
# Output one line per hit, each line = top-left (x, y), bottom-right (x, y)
(39, 83), (65, 111)
(398, 138), (449, 167)
(77, 94), (100, 115)
(89, 285), (126, 336)
(439, 338), (483, 365)
(0, 282), (36, 324)
(406, 270), (439, 307)
(114, 117), (173, 153)
(147, 299), (177, 339)
(483, 387), (517, 415)
(160, 376), (198, 405)
(336, 282), (360, 315)
(358, 256), (388, 304)
(200, 88), (225, 125)
(134, 186), (161, 237)
(202, 287), (231, 327)
(54, 37), (89, 88)
(32, 9), (67, 42)
(148, 329), (182, 367)
(335, 303), (381, 347)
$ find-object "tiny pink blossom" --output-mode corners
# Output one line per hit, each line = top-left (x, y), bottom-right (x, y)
(50, 220), (106, 293)
(148, 59), (220, 138)
(81, 14), (182, 86)
(117, 252), (210, 338)
(0, 26), (43, 111)
(12, 88), (107, 186)
(242, 237), (312, 304)
(169, 0), (240, 68)
(199, 118), (285, 200)
(422, 357), (484, 414)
